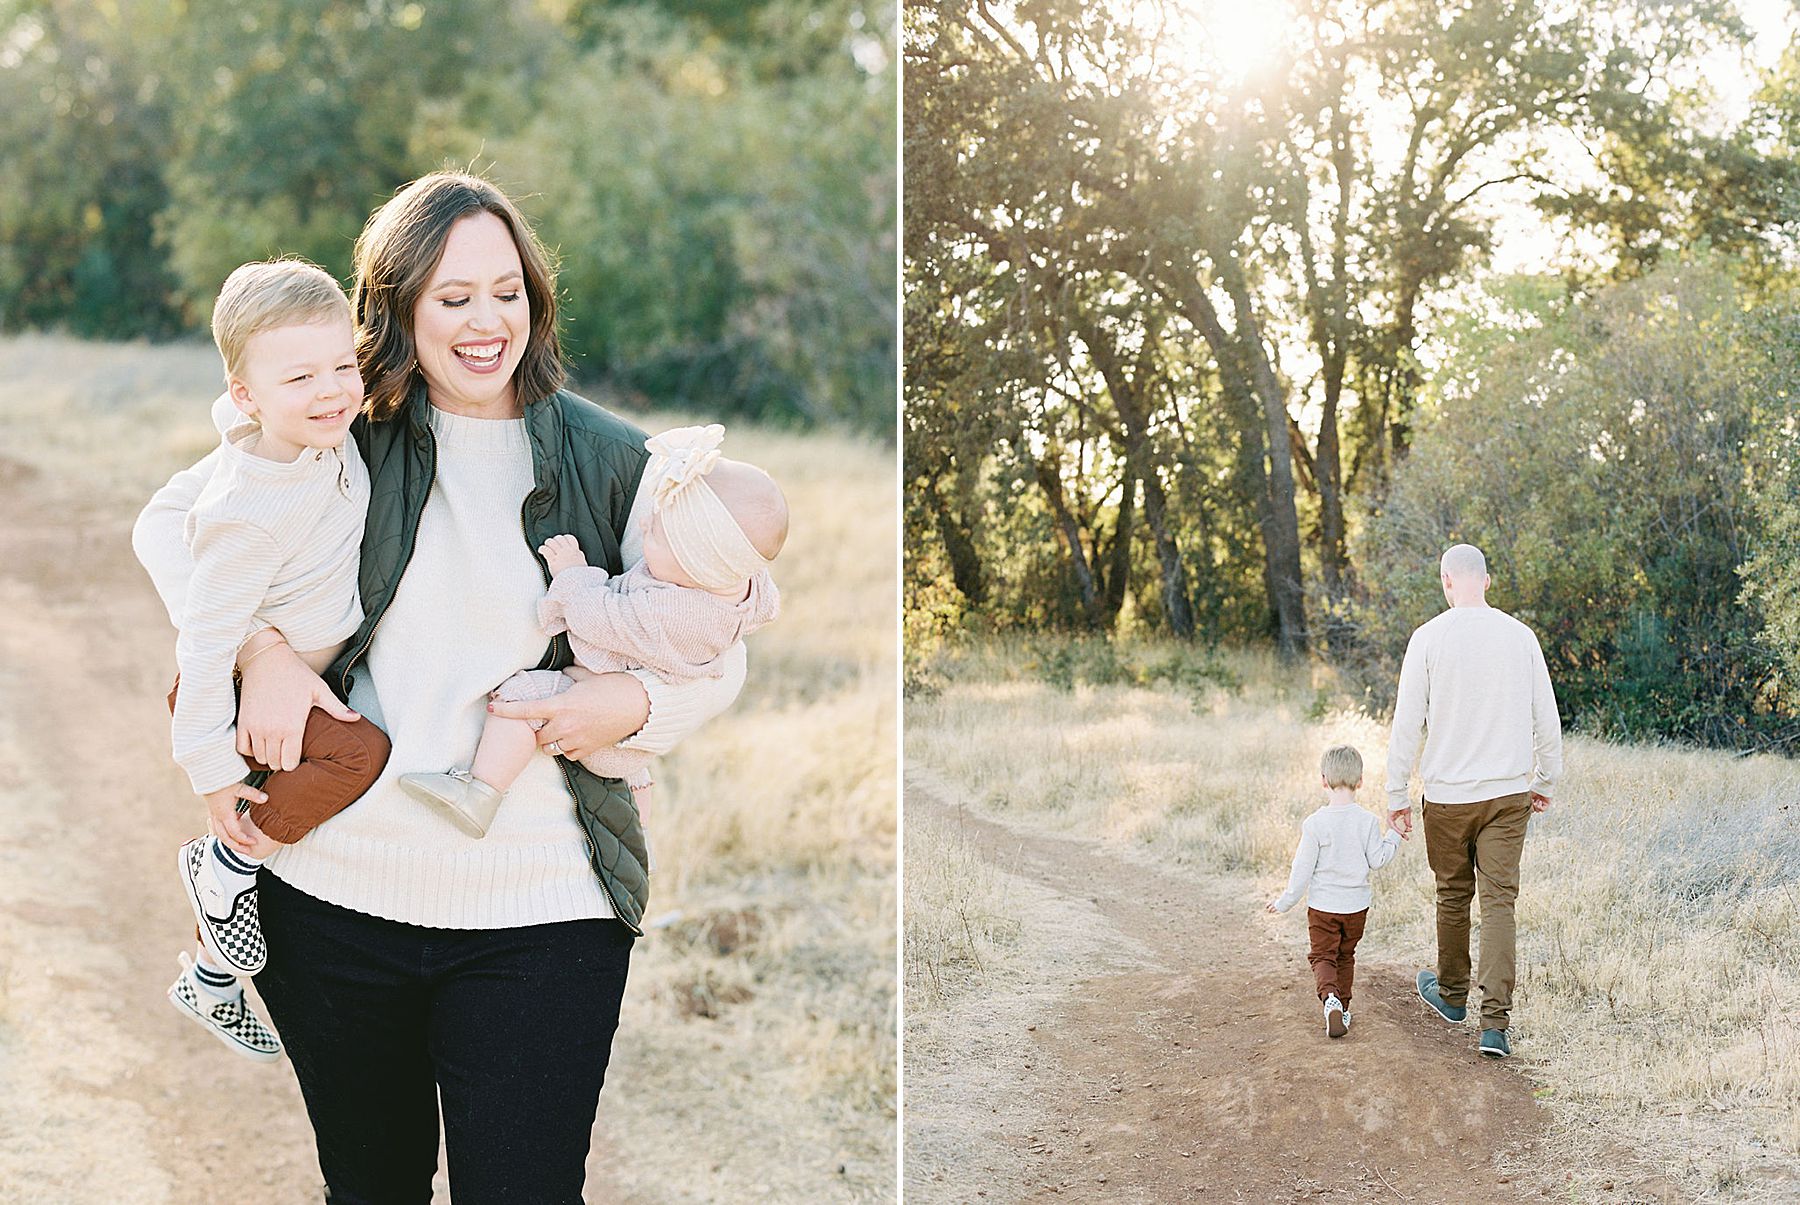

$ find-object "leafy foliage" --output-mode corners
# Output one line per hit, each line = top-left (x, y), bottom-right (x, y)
(0, 0), (894, 431)
(904, 0), (1800, 746)
(1348, 262), (1800, 748)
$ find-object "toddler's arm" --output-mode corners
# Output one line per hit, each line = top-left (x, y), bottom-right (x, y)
(541, 561), (738, 677)
(171, 516), (285, 795)
(1268, 825), (1319, 913)
(1365, 819), (1403, 871)
(133, 446), (220, 628)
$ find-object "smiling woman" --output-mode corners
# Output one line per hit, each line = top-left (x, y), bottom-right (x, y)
(351, 175), (568, 425)
(129, 169), (753, 1203)
(410, 217), (531, 413)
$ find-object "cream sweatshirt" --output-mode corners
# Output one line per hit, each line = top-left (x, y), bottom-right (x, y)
(1384, 604), (1563, 811)
(1272, 802), (1401, 914)
(171, 419), (366, 795)
(134, 399), (747, 928)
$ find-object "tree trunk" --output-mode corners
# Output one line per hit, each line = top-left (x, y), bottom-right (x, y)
(1138, 462), (1195, 638)
(1154, 266), (1286, 644)
(923, 478), (987, 606)
(1216, 262), (1308, 657)
(1071, 316), (1196, 637)
(1317, 353), (1348, 594)
(1033, 455), (1101, 621)
(1101, 465), (1135, 624)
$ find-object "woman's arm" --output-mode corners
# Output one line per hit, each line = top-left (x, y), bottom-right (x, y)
(489, 642), (746, 764)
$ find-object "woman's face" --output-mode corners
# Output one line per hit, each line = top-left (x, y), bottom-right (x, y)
(411, 211), (530, 416)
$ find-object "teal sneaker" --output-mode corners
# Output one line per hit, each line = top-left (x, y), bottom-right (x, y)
(1479, 1029), (1511, 1058)
(1416, 969), (1468, 1024)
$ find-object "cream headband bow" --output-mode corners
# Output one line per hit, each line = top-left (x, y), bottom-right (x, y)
(645, 424), (772, 591)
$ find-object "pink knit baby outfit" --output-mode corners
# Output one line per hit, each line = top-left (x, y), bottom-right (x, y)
(494, 561), (780, 781)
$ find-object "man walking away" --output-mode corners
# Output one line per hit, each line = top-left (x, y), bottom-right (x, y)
(1385, 544), (1563, 1058)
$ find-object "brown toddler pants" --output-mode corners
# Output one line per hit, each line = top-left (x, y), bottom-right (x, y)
(167, 678), (390, 845)
(1306, 907), (1368, 1006)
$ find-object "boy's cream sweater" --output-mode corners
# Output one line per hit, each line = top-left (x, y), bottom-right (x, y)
(171, 419), (366, 795)
(1384, 604), (1563, 811)
(1272, 801), (1400, 914)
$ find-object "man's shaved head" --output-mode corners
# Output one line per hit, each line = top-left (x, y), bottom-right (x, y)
(1440, 543), (1487, 581)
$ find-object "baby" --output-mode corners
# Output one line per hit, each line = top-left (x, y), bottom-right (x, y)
(400, 424), (784, 838)
(156, 259), (389, 1061)
(1266, 745), (1403, 1038)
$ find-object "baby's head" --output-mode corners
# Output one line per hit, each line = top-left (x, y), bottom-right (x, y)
(1320, 745), (1363, 796)
(212, 259), (362, 458)
(639, 424), (787, 593)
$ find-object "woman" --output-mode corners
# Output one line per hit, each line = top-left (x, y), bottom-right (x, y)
(133, 171), (745, 1202)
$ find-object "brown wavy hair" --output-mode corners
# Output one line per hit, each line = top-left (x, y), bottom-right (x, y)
(352, 171), (566, 421)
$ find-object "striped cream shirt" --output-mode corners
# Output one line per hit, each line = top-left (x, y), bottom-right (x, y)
(171, 418), (367, 795)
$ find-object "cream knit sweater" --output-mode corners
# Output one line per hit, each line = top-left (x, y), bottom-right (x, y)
(135, 401), (746, 928)
(1384, 604), (1563, 811)
(1271, 802), (1401, 914)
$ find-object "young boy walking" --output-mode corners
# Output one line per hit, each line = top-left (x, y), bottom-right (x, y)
(1266, 745), (1403, 1037)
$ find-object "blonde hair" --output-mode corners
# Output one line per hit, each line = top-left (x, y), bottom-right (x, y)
(1320, 745), (1364, 789)
(211, 259), (352, 379)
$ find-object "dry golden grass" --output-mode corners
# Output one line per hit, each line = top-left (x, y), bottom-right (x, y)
(0, 333), (895, 1203)
(907, 634), (1800, 1201)
(902, 804), (1025, 1010)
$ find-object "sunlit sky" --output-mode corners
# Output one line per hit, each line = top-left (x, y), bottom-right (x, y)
(1142, 0), (1800, 431)
(1160, 0), (1797, 274)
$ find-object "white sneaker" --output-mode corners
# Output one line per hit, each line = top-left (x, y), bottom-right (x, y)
(1342, 1008), (1353, 1031)
(1324, 993), (1347, 1038)
(166, 953), (281, 1063)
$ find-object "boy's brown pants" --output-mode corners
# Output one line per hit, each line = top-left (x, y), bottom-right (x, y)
(167, 679), (390, 845)
(1306, 907), (1368, 1006)
(1422, 792), (1532, 1029)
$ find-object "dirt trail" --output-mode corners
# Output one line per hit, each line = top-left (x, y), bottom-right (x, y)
(908, 779), (1666, 1205)
(0, 463), (627, 1203)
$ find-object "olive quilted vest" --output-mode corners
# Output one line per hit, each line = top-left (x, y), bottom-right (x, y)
(324, 384), (652, 934)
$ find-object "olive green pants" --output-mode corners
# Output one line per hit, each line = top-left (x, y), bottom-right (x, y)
(1423, 792), (1531, 1029)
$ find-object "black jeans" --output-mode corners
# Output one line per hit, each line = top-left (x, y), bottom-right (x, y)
(253, 870), (634, 1204)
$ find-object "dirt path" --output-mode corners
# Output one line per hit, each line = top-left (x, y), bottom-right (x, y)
(0, 461), (628, 1203)
(907, 778), (1659, 1204)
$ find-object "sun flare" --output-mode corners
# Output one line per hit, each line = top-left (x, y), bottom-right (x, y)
(1165, 0), (1290, 79)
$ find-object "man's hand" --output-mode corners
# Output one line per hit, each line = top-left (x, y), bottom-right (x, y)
(539, 534), (587, 577)
(236, 637), (358, 772)
(1264, 899), (1280, 914)
(204, 781), (275, 858)
(1529, 792), (1551, 814)
(1388, 806), (1413, 840)
(488, 669), (650, 763)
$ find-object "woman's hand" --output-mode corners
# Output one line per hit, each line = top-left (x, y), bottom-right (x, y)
(236, 637), (360, 772)
(487, 667), (649, 763)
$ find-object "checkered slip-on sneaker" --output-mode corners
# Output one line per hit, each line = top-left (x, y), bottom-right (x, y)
(1324, 993), (1347, 1039)
(178, 837), (267, 977)
(166, 953), (281, 1064)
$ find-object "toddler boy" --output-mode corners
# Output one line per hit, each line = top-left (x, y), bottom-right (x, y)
(1266, 745), (1402, 1037)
